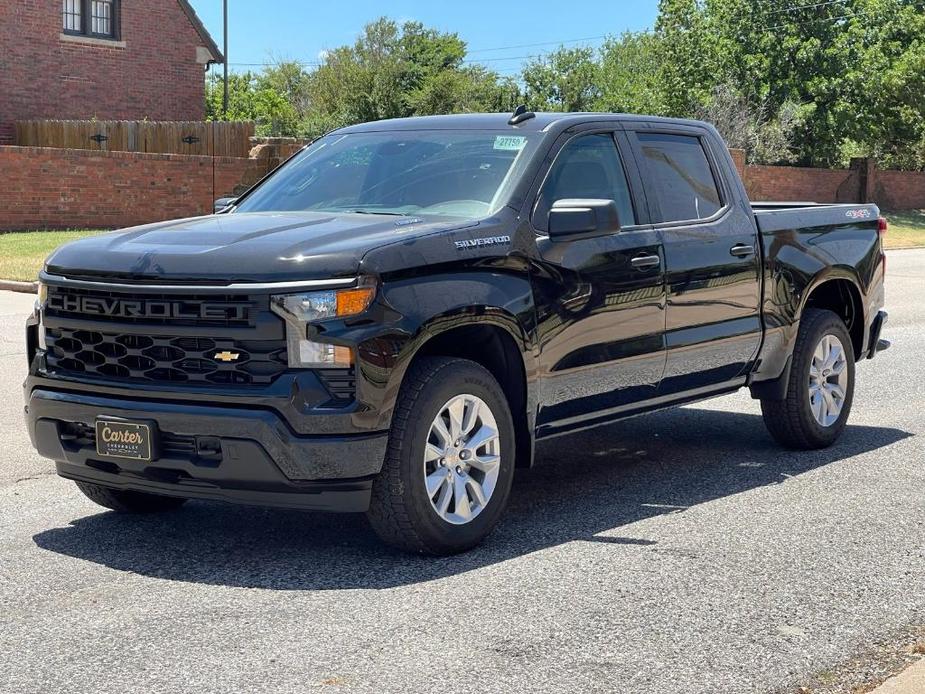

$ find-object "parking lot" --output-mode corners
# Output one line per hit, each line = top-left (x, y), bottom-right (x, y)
(1, 251), (923, 694)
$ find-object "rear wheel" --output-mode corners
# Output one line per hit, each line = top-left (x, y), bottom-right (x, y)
(74, 481), (188, 513)
(367, 357), (515, 555)
(761, 308), (856, 449)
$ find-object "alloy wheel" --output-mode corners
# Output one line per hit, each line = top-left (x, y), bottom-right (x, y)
(808, 333), (849, 427)
(423, 394), (501, 525)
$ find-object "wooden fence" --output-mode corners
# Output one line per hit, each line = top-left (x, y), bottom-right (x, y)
(13, 120), (255, 158)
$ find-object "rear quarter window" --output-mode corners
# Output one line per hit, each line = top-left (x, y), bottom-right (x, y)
(637, 133), (723, 223)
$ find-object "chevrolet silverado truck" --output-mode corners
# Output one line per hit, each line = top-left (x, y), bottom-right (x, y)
(24, 110), (890, 554)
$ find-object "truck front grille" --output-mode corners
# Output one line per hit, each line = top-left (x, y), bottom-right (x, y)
(45, 328), (287, 386)
(45, 285), (255, 328)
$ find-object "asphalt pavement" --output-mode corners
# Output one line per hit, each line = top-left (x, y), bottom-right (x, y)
(1, 252), (923, 694)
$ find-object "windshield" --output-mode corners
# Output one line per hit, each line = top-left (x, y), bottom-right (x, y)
(234, 130), (537, 220)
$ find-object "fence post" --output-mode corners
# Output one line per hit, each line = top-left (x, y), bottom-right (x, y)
(850, 157), (877, 204)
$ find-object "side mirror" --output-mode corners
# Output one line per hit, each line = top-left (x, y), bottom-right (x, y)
(548, 199), (621, 238)
(214, 197), (238, 214)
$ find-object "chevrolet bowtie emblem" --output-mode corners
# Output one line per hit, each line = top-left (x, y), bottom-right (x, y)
(214, 351), (241, 362)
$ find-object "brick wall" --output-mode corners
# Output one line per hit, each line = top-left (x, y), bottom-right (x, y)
(875, 170), (925, 210)
(2, 144), (922, 232)
(744, 165), (861, 203)
(248, 137), (312, 171)
(0, 0), (211, 144)
(0, 147), (253, 231)
(728, 149), (924, 209)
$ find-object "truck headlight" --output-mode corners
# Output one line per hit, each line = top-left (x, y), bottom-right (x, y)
(270, 285), (375, 368)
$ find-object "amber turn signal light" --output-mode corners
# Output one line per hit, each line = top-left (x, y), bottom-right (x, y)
(336, 287), (375, 317)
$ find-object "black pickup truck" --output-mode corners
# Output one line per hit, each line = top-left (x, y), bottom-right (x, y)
(24, 110), (890, 554)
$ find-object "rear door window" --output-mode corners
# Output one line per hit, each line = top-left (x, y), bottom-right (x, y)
(636, 133), (722, 223)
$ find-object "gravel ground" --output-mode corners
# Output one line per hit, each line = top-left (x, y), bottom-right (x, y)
(788, 625), (925, 693)
(1, 251), (923, 694)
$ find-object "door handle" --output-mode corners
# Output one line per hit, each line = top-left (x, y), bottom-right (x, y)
(630, 254), (661, 270)
(730, 244), (756, 258)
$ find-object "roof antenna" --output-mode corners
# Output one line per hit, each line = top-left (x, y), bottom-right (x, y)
(508, 105), (536, 126)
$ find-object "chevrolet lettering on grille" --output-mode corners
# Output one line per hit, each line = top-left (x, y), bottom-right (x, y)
(48, 294), (249, 321)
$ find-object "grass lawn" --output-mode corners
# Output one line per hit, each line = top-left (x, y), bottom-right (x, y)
(0, 230), (107, 282)
(883, 209), (925, 249)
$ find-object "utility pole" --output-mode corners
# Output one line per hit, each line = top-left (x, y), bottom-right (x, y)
(222, 0), (229, 120)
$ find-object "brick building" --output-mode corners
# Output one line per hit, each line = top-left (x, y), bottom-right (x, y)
(0, 0), (223, 144)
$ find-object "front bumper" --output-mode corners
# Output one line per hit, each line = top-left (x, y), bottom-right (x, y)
(25, 388), (389, 512)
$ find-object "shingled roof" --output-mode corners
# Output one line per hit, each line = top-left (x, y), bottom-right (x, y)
(177, 0), (223, 64)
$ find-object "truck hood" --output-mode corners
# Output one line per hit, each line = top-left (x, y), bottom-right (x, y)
(45, 212), (474, 284)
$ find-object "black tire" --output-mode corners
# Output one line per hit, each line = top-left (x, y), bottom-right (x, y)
(74, 481), (188, 513)
(367, 357), (516, 555)
(761, 308), (856, 450)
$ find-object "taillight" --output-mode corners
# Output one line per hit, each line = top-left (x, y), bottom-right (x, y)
(878, 217), (888, 274)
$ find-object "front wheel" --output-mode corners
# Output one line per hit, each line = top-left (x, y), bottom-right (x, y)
(761, 308), (856, 449)
(367, 357), (515, 555)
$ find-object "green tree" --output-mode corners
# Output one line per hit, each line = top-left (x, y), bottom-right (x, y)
(658, 0), (925, 168)
(654, 0), (715, 117)
(522, 47), (600, 112)
(829, 0), (925, 169)
(205, 72), (299, 136)
(693, 83), (804, 164)
(597, 32), (668, 115)
(305, 17), (511, 137)
(256, 60), (313, 120)
(203, 8), (925, 170)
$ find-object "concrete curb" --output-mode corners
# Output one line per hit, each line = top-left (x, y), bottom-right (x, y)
(871, 657), (925, 693)
(0, 280), (37, 294)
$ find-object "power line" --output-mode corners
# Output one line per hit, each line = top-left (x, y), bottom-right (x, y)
(762, 2), (925, 30)
(464, 54), (548, 64)
(227, 52), (573, 69)
(765, 0), (848, 15)
(764, 9), (866, 30)
(465, 34), (610, 54)
(223, 4), (925, 73)
(227, 61), (321, 68)
(223, 32), (620, 69)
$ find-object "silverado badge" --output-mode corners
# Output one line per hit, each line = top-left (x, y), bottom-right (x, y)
(454, 235), (511, 250)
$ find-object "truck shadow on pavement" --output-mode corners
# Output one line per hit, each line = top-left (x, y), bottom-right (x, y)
(33, 407), (911, 590)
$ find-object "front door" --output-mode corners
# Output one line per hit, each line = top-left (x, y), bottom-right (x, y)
(628, 128), (762, 395)
(531, 132), (667, 436)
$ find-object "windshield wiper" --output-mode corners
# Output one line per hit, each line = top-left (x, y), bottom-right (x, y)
(345, 209), (408, 217)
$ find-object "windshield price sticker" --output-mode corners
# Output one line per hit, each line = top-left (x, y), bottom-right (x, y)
(494, 136), (527, 151)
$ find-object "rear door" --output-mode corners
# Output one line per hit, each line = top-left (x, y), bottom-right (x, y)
(530, 129), (667, 435)
(626, 125), (762, 395)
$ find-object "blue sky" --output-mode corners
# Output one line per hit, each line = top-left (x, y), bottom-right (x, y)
(188, 0), (660, 77)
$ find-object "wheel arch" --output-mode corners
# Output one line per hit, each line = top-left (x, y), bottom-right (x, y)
(799, 272), (865, 359)
(751, 268), (865, 401)
(400, 312), (536, 469)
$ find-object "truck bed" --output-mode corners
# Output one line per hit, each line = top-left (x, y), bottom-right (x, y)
(752, 202), (880, 234)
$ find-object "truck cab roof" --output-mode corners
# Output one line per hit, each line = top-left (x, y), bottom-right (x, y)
(336, 112), (714, 135)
